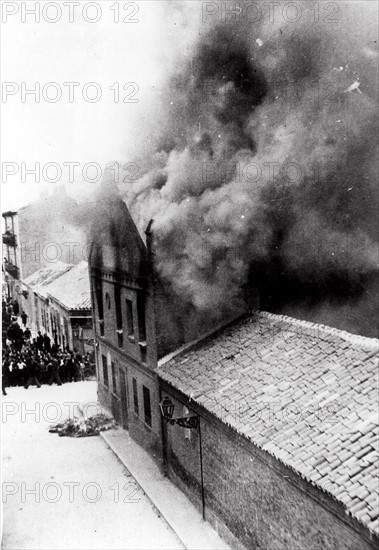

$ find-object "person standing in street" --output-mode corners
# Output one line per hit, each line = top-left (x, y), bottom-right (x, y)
(36, 331), (44, 351)
(24, 354), (41, 389)
(43, 333), (51, 353)
(2, 358), (10, 396)
(48, 358), (62, 386)
(21, 310), (28, 327)
(23, 327), (31, 343)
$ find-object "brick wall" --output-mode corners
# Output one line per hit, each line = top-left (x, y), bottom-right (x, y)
(161, 384), (378, 550)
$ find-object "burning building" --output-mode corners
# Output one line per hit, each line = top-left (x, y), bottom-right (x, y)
(89, 2), (378, 548)
(89, 192), (378, 550)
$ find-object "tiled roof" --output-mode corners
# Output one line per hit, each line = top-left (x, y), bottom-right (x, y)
(157, 311), (379, 535)
(24, 261), (73, 297)
(45, 260), (91, 311)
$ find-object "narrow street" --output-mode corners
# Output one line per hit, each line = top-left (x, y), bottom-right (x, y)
(1, 381), (183, 550)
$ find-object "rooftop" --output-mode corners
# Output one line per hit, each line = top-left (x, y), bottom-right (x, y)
(157, 311), (379, 535)
(45, 260), (91, 311)
(24, 261), (73, 297)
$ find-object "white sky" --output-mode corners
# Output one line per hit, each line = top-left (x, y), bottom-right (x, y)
(1, 0), (200, 211)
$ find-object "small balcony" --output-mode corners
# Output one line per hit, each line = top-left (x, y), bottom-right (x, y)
(2, 232), (17, 247)
(4, 262), (20, 279)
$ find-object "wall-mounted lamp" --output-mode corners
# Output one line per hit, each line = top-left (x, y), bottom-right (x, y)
(159, 395), (205, 519)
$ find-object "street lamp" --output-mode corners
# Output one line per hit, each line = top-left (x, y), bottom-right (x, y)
(159, 396), (205, 520)
(160, 396), (175, 422)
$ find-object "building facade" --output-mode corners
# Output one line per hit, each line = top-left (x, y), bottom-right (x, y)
(89, 197), (162, 457)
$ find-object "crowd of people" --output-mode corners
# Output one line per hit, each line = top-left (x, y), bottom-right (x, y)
(2, 298), (95, 396)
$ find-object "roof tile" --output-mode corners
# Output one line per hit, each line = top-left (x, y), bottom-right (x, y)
(158, 311), (379, 535)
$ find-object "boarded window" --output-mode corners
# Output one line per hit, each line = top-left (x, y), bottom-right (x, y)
(132, 378), (139, 416)
(143, 385), (151, 427)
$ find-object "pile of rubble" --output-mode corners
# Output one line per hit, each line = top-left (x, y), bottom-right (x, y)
(49, 414), (116, 437)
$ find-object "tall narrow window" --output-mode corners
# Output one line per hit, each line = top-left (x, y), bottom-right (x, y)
(143, 385), (151, 427)
(137, 293), (146, 341)
(102, 355), (108, 388)
(125, 299), (134, 337)
(111, 361), (117, 394)
(114, 285), (123, 347)
(137, 293), (147, 362)
(132, 378), (139, 416)
(95, 279), (104, 336)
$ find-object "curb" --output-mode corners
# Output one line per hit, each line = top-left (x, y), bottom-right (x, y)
(77, 402), (186, 547)
(78, 401), (230, 550)
(100, 430), (186, 550)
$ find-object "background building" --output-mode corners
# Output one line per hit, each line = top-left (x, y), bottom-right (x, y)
(43, 260), (93, 354)
(21, 260), (93, 353)
(2, 211), (22, 301)
(4, 187), (87, 282)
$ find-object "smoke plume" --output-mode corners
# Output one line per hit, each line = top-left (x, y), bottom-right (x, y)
(102, 1), (378, 336)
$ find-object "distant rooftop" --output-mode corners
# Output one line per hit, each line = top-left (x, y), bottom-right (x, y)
(24, 261), (73, 297)
(44, 260), (91, 311)
(158, 311), (379, 535)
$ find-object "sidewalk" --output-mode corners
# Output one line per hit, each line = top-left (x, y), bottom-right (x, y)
(79, 402), (230, 550)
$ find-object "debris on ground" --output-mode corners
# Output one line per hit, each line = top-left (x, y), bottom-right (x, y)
(49, 414), (117, 437)
(345, 80), (362, 94)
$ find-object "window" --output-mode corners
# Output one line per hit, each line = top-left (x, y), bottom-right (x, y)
(137, 294), (147, 362)
(139, 342), (147, 363)
(143, 385), (151, 427)
(125, 299), (134, 337)
(95, 279), (104, 336)
(132, 378), (139, 416)
(115, 285), (123, 348)
(95, 279), (103, 318)
(111, 361), (117, 394)
(137, 292), (146, 341)
(102, 355), (109, 388)
(105, 293), (111, 309)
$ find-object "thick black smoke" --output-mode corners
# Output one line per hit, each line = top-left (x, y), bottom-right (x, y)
(103, 1), (378, 336)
